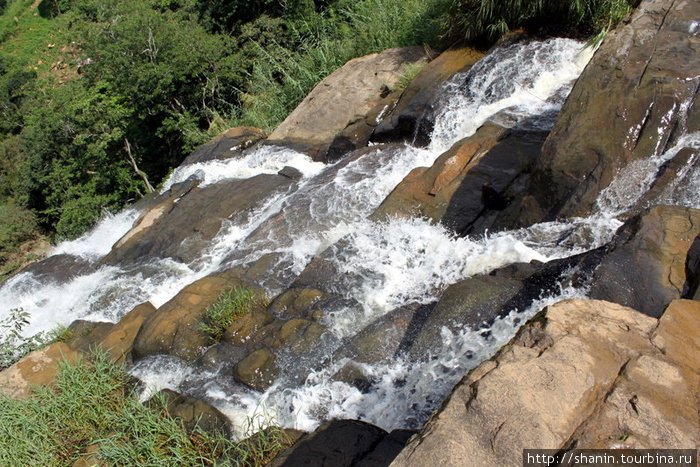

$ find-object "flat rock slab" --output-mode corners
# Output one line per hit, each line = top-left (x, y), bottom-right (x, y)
(391, 299), (699, 467)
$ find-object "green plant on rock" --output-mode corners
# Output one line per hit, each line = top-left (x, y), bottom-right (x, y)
(199, 286), (267, 341)
(0, 307), (47, 370)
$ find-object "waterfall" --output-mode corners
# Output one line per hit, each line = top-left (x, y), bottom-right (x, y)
(1, 37), (697, 438)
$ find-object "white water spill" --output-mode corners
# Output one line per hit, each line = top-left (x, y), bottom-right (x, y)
(430, 38), (595, 152)
(597, 132), (700, 217)
(161, 145), (325, 191)
(0, 36), (667, 440)
(50, 209), (140, 260)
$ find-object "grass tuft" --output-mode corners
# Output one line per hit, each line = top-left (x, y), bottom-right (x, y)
(199, 286), (268, 341)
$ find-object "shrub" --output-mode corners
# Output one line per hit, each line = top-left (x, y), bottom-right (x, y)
(199, 286), (268, 340)
(0, 202), (37, 263)
(0, 307), (47, 370)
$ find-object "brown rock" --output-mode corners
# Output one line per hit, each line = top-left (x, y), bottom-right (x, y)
(181, 126), (266, 166)
(390, 299), (699, 467)
(98, 302), (156, 365)
(64, 320), (114, 353)
(104, 173), (296, 265)
(373, 123), (505, 222)
(511, 0), (700, 224)
(132, 270), (259, 362)
(268, 47), (429, 162)
(156, 388), (231, 437)
(0, 342), (82, 400)
(233, 348), (278, 392)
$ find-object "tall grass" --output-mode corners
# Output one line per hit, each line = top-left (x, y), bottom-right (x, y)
(237, 0), (450, 130)
(445, 0), (638, 43)
(0, 349), (293, 466)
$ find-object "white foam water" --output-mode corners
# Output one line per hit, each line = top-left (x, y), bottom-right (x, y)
(161, 145), (325, 191)
(50, 209), (140, 260)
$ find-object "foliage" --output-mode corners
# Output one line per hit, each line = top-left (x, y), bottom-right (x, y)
(0, 349), (292, 465)
(445, 0), (638, 43)
(0, 203), (37, 263)
(0, 308), (47, 369)
(199, 286), (267, 340)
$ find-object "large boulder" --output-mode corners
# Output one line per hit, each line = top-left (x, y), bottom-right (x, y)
(269, 419), (412, 467)
(589, 206), (700, 317)
(373, 121), (549, 235)
(372, 122), (506, 223)
(371, 46), (485, 147)
(0, 342), (82, 400)
(391, 299), (699, 467)
(98, 302), (157, 365)
(267, 47), (429, 162)
(504, 0), (700, 226)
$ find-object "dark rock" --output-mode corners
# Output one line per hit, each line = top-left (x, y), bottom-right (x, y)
(197, 342), (248, 373)
(358, 429), (416, 467)
(589, 206), (700, 317)
(21, 254), (95, 284)
(181, 127), (265, 166)
(682, 234), (700, 300)
(268, 420), (388, 467)
(233, 348), (279, 392)
(333, 303), (427, 364)
(442, 126), (548, 236)
(132, 269), (262, 362)
(103, 173), (296, 266)
(278, 165), (303, 181)
(409, 252), (605, 359)
(267, 288), (325, 319)
(64, 320), (114, 353)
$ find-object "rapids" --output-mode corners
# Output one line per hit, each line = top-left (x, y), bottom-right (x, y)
(2, 37), (697, 438)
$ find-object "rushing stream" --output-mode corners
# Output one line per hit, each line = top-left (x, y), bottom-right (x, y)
(1, 38), (698, 437)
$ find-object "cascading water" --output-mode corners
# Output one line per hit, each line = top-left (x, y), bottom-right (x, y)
(2, 37), (697, 439)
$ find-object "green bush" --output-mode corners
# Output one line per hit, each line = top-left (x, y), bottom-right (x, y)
(199, 286), (268, 340)
(0, 202), (38, 263)
(0, 349), (293, 465)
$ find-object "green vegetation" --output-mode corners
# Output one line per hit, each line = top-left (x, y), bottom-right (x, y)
(445, 0), (638, 43)
(0, 0), (638, 275)
(0, 307), (47, 369)
(0, 349), (293, 465)
(199, 286), (268, 340)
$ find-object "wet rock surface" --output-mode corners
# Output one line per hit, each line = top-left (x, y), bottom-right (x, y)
(502, 0), (700, 226)
(103, 173), (297, 265)
(180, 126), (266, 166)
(132, 269), (261, 362)
(371, 46), (484, 146)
